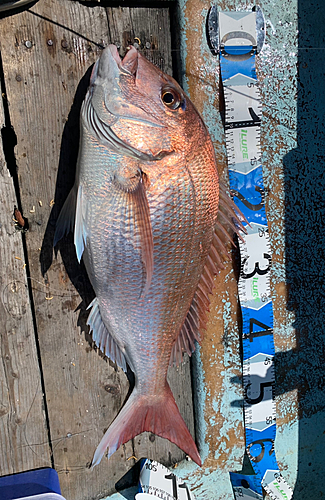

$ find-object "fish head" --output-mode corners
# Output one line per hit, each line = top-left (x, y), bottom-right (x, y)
(85, 44), (207, 160)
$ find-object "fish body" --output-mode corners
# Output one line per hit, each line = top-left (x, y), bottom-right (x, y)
(55, 45), (241, 467)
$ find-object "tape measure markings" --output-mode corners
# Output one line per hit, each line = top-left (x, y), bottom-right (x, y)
(215, 8), (293, 500)
(138, 459), (195, 500)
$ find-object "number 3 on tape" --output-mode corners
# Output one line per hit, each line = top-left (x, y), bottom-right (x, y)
(207, 6), (293, 500)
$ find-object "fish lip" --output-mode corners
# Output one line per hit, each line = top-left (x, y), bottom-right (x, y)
(108, 44), (122, 66)
(108, 44), (138, 75)
(94, 45), (163, 128)
(100, 44), (138, 78)
(95, 44), (121, 81)
(119, 45), (139, 75)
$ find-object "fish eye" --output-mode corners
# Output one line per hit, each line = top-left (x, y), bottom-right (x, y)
(161, 87), (182, 110)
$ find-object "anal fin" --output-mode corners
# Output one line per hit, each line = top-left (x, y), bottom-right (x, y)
(87, 298), (127, 372)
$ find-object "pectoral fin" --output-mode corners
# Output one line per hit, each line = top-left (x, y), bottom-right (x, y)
(113, 167), (153, 297)
(131, 173), (153, 296)
(54, 185), (77, 247)
(54, 183), (88, 262)
(74, 184), (88, 262)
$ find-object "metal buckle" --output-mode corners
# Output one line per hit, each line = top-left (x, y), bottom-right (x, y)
(207, 5), (265, 57)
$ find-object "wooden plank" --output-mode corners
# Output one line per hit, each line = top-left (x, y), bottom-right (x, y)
(0, 74), (51, 474)
(106, 6), (172, 76)
(0, 1), (195, 497)
(0, 3), (130, 498)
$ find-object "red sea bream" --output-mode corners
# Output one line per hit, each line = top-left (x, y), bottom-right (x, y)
(54, 45), (243, 467)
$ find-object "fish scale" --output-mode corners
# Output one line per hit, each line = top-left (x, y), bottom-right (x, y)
(54, 44), (243, 467)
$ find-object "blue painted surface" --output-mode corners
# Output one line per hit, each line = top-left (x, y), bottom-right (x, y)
(176, 0), (324, 498)
(281, 0), (325, 497)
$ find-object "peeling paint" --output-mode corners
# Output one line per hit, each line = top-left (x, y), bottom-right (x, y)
(176, 0), (300, 498)
(192, 345), (210, 462)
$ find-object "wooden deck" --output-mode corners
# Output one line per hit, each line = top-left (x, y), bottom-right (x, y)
(0, 1), (195, 498)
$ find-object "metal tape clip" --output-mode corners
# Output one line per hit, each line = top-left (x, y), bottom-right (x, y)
(207, 5), (266, 56)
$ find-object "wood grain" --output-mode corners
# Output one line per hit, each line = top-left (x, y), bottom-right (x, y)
(106, 6), (172, 76)
(0, 77), (51, 475)
(0, 1), (195, 497)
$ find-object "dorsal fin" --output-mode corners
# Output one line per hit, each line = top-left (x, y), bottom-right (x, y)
(170, 182), (246, 366)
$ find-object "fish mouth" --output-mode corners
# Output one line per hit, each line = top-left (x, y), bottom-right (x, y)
(85, 44), (174, 160)
(91, 44), (163, 129)
(109, 44), (139, 76)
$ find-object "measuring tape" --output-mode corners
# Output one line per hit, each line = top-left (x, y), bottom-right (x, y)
(137, 459), (195, 500)
(207, 7), (293, 500)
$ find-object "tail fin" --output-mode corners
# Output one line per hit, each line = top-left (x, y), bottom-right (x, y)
(91, 384), (201, 467)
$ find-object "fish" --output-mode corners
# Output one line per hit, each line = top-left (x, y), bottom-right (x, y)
(54, 44), (244, 467)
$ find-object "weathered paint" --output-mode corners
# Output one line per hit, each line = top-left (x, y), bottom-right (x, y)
(105, 0), (325, 498)
(175, 0), (300, 498)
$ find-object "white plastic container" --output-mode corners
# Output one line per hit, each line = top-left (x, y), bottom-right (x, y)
(13, 494), (66, 500)
(135, 494), (159, 499)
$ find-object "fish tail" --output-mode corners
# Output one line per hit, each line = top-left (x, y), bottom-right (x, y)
(91, 384), (201, 467)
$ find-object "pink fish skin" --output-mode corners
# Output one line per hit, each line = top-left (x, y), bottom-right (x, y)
(54, 44), (243, 467)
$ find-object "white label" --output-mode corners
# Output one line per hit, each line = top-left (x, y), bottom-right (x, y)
(224, 84), (261, 124)
(139, 460), (195, 500)
(262, 471), (293, 500)
(233, 486), (263, 499)
(243, 354), (275, 431)
(136, 495), (160, 500)
(238, 231), (271, 310)
(219, 12), (257, 48)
